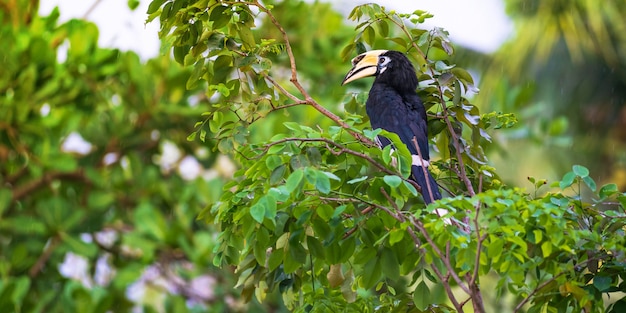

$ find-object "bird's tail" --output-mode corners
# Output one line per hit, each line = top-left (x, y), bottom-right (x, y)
(411, 165), (442, 204)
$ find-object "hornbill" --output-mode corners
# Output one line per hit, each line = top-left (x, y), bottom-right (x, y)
(342, 50), (442, 204)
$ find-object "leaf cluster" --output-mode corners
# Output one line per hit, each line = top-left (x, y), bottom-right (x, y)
(0, 6), (273, 312)
(148, 1), (626, 312)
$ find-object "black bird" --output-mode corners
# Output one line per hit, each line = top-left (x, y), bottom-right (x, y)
(342, 50), (442, 204)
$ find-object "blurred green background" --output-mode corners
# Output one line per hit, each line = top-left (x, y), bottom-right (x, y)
(1, 0), (624, 311)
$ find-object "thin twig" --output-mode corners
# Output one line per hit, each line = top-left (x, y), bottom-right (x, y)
(379, 187), (404, 221)
(410, 217), (471, 294)
(83, 0), (103, 19)
(254, 1), (374, 146)
(262, 73), (304, 104)
(389, 16), (475, 197)
(411, 137), (436, 203)
(29, 236), (61, 278)
(513, 272), (567, 312)
(378, 182), (465, 312)
(428, 259), (464, 312)
(263, 137), (399, 178)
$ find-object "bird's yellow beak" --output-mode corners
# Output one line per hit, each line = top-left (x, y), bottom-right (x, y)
(341, 50), (388, 85)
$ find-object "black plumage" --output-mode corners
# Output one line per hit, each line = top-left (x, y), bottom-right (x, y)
(343, 50), (442, 203)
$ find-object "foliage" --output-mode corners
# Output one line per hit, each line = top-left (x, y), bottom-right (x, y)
(149, 0), (626, 312)
(0, 2), (278, 312)
(480, 0), (626, 186)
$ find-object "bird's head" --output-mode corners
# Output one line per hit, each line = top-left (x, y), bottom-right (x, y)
(342, 50), (418, 91)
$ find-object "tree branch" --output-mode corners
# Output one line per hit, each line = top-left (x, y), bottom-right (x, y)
(387, 16), (475, 197)
(254, 1), (374, 146)
(376, 191), (465, 312)
(410, 217), (471, 294)
(263, 137), (399, 177)
(11, 170), (89, 202)
(429, 263), (464, 312)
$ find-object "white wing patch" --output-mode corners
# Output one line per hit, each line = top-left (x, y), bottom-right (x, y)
(411, 154), (430, 167)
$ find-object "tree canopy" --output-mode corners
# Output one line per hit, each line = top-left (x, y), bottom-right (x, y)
(1, 0), (625, 312)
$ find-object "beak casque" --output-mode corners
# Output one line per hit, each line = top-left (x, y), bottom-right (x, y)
(341, 49), (388, 85)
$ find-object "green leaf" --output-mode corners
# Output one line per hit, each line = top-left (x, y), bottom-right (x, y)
(389, 229), (404, 246)
(253, 239), (267, 264)
(134, 202), (166, 240)
(533, 230), (543, 244)
(127, 0), (140, 10)
(339, 238), (356, 263)
(599, 183), (619, 198)
(209, 5), (230, 29)
(250, 201), (266, 223)
(269, 164), (286, 185)
(306, 236), (325, 260)
(61, 233), (98, 258)
(548, 116), (569, 136)
(186, 132), (197, 141)
(146, 0), (166, 14)
(265, 155), (282, 170)
(572, 165), (589, 177)
(451, 67), (475, 86)
(290, 154), (309, 169)
(304, 167), (317, 184)
(487, 238), (503, 259)
(340, 43), (355, 61)
(363, 128), (382, 141)
(211, 55), (233, 84)
(332, 205), (347, 219)
(173, 45), (190, 64)
(237, 24), (256, 50)
(389, 37), (407, 48)
(268, 249), (283, 271)
(326, 242), (342, 264)
(362, 25), (376, 45)
(593, 275), (612, 292)
(541, 241), (552, 257)
(380, 249), (400, 281)
(559, 171), (576, 189)
(268, 186), (289, 202)
(381, 145), (393, 165)
(0, 188), (12, 217)
(377, 20), (389, 37)
(11, 276), (31, 307)
(289, 239), (307, 264)
(413, 281), (432, 310)
(187, 58), (206, 89)
(583, 176), (596, 192)
(283, 122), (302, 132)
(383, 175), (402, 188)
(361, 257), (382, 289)
(264, 195), (277, 220)
(284, 250), (300, 274)
(316, 204), (334, 221)
(315, 170), (331, 194)
(285, 169), (304, 193)
(401, 180), (418, 196)
(323, 171), (341, 181)
(348, 176), (368, 184)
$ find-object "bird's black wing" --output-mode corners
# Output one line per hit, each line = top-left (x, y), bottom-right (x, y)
(367, 87), (430, 159)
(366, 86), (441, 203)
(400, 93), (441, 203)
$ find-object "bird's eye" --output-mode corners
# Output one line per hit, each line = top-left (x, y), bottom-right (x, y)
(378, 56), (391, 66)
